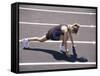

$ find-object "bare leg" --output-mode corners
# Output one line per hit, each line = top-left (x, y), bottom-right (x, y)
(22, 35), (48, 48)
(28, 35), (48, 42)
(59, 35), (70, 56)
(60, 35), (69, 46)
(60, 35), (64, 46)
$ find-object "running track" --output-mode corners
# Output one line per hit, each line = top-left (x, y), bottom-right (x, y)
(19, 4), (96, 71)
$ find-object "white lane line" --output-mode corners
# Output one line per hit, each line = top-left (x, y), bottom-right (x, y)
(19, 22), (96, 28)
(19, 62), (96, 66)
(19, 39), (96, 44)
(19, 7), (96, 15)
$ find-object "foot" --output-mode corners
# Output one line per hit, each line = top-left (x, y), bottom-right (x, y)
(60, 45), (69, 52)
(59, 45), (70, 56)
(22, 38), (29, 49)
(65, 51), (71, 57)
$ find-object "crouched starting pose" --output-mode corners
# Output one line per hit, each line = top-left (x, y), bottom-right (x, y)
(22, 23), (80, 56)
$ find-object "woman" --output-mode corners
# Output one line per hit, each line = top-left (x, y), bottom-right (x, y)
(22, 23), (80, 56)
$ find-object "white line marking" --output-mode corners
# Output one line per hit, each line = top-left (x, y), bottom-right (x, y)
(19, 62), (96, 66)
(19, 39), (95, 44)
(19, 22), (96, 28)
(19, 7), (96, 15)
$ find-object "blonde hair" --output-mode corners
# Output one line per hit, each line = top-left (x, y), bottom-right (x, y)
(72, 23), (80, 33)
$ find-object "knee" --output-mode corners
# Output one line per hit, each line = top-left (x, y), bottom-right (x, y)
(39, 40), (44, 42)
(39, 38), (44, 42)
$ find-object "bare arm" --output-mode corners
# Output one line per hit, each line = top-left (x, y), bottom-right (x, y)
(68, 28), (78, 56)
(63, 31), (68, 51)
(68, 29), (74, 47)
(61, 25), (68, 51)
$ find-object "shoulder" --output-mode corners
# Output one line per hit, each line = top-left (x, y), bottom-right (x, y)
(61, 25), (68, 32)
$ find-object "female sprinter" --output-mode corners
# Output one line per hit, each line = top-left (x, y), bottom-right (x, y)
(22, 23), (80, 56)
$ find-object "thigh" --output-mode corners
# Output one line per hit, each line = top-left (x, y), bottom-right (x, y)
(39, 35), (48, 42)
(59, 35), (64, 40)
(51, 31), (61, 40)
(60, 35), (69, 40)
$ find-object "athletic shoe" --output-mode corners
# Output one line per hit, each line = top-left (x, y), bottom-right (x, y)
(22, 38), (29, 49)
(59, 44), (69, 52)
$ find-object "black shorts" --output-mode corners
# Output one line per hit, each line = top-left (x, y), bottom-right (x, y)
(46, 30), (61, 40)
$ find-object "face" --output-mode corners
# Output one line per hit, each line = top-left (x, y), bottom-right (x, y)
(71, 24), (79, 34)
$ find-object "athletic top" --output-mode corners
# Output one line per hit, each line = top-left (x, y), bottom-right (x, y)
(46, 25), (68, 40)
